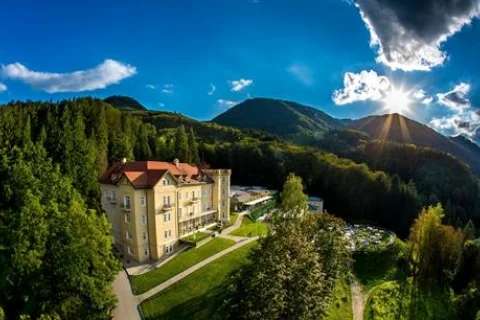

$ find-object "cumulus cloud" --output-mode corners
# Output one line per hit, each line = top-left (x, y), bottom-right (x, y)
(352, 0), (480, 71)
(1, 59), (136, 93)
(161, 84), (174, 94)
(430, 82), (480, 140)
(146, 84), (156, 89)
(207, 83), (216, 95)
(437, 82), (471, 112)
(158, 102), (165, 107)
(217, 99), (237, 108)
(413, 89), (426, 99)
(287, 63), (314, 85)
(332, 70), (391, 105)
(0, 82), (6, 92)
(422, 97), (434, 105)
(229, 78), (253, 92)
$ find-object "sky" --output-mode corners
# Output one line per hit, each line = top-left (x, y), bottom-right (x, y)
(0, 0), (479, 143)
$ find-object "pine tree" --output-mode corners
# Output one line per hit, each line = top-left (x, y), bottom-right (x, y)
(174, 125), (189, 162)
(464, 220), (476, 240)
(188, 127), (200, 163)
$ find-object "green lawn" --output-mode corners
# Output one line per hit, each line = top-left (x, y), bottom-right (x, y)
(365, 279), (454, 320)
(140, 241), (258, 320)
(325, 277), (353, 320)
(229, 213), (238, 226)
(180, 231), (211, 244)
(229, 216), (268, 237)
(130, 238), (236, 295)
(354, 238), (407, 291)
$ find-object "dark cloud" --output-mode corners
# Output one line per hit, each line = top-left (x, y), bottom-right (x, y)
(437, 82), (471, 111)
(455, 120), (470, 129)
(354, 0), (480, 71)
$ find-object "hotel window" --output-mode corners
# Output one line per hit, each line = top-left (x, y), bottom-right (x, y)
(140, 196), (146, 206)
(178, 208), (182, 217)
(192, 205), (195, 214)
(163, 196), (167, 205)
(127, 246), (132, 255)
(163, 180), (166, 185)
(192, 191), (195, 198)
(202, 189), (206, 197)
(167, 196), (171, 204)
(142, 232), (147, 240)
(111, 190), (116, 200)
(222, 177), (226, 183)
(126, 231), (132, 240)
(186, 192), (188, 199)
(178, 192), (182, 200)
(141, 215), (146, 225)
(222, 200), (226, 207)
(164, 230), (172, 239)
(124, 196), (130, 209)
(164, 213), (171, 222)
(144, 248), (149, 256)
(125, 213), (131, 223)
(165, 245), (173, 254)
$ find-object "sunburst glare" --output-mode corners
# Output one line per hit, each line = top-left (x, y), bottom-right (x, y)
(383, 88), (411, 114)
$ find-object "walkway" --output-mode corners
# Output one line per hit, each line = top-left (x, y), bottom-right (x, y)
(351, 277), (368, 320)
(111, 270), (141, 320)
(219, 213), (245, 242)
(135, 236), (258, 303)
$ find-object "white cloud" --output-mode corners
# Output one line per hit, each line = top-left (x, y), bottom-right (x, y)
(332, 70), (391, 105)
(1, 59), (136, 93)
(353, 0), (480, 71)
(229, 78), (253, 92)
(217, 99), (237, 108)
(158, 102), (165, 107)
(437, 82), (471, 112)
(413, 89), (425, 99)
(207, 83), (216, 96)
(422, 97), (433, 105)
(0, 82), (6, 92)
(146, 84), (156, 89)
(161, 84), (174, 94)
(430, 111), (480, 139)
(287, 63), (314, 85)
(430, 82), (480, 140)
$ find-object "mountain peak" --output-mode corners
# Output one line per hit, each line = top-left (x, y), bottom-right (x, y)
(104, 95), (147, 111)
(212, 97), (344, 144)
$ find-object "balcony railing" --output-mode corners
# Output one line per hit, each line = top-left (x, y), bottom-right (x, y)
(120, 204), (131, 212)
(107, 197), (117, 204)
(156, 203), (175, 214)
(179, 209), (216, 222)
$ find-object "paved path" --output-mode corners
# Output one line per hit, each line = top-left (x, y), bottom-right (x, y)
(112, 270), (141, 320)
(351, 277), (368, 320)
(220, 214), (245, 242)
(135, 236), (258, 304)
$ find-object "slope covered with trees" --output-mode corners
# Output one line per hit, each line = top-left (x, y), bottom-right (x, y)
(104, 95), (147, 111)
(212, 98), (344, 144)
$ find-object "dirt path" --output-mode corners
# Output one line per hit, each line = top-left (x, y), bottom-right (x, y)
(351, 277), (368, 320)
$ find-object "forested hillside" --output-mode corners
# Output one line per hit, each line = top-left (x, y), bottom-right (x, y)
(212, 98), (344, 144)
(1, 97), (479, 237)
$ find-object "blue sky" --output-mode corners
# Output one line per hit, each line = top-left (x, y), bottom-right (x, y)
(0, 0), (479, 142)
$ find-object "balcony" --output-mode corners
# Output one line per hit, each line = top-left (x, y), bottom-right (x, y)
(157, 203), (175, 214)
(179, 209), (217, 223)
(107, 197), (117, 204)
(191, 197), (200, 203)
(120, 204), (131, 212)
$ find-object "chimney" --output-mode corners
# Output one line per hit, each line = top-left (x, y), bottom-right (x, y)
(121, 158), (127, 164)
(173, 158), (180, 167)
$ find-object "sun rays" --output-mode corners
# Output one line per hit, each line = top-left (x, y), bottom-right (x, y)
(382, 88), (411, 115)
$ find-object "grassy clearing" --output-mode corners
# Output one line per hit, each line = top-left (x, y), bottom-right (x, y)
(354, 238), (407, 291)
(229, 213), (238, 226)
(140, 241), (258, 320)
(229, 216), (268, 237)
(130, 238), (236, 295)
(325, 277), (353, 320)
(180, 231), (211, 244)
(365, 279), (454, 320)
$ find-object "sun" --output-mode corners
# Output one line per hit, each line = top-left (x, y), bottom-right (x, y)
(383, 89), (410, 114)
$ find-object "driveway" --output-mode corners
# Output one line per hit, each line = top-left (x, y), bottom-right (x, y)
(112, 270), (141, 320)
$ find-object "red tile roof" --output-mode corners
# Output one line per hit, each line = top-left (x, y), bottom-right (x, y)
(99, 160), (205, 188)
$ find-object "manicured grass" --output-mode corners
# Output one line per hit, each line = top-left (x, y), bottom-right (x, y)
(130, 238), (236, 295)
(180, 231), (211, 244)
(229, 216), (268, 237)
(354, 238), (407, 291)
(140, 241), (258, 320)
(229, 213), (238, 226)
(325, 277), (353, 320)
(365, 279), (454, 320)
